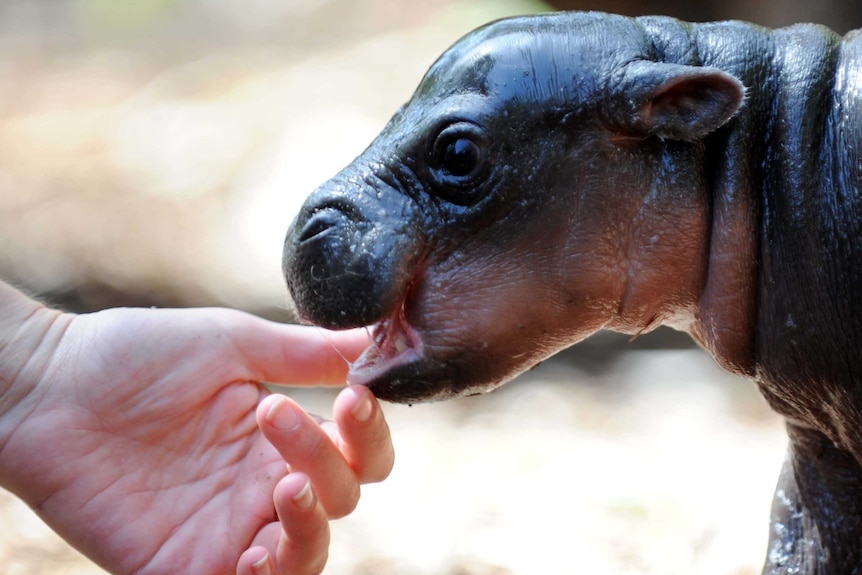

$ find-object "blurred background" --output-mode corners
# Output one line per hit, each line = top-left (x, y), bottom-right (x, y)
(1, 0), (858, 574)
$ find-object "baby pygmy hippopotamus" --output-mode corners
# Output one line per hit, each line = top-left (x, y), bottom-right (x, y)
(282, 12), (862, 574)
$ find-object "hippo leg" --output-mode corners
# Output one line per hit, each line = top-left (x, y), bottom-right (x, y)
(763, 425), (862, 574)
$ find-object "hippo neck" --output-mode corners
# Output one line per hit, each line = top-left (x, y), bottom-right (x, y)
(637, 18), (852, 384)
(690, 19), (862, 439)
(643, 20), (862, 574)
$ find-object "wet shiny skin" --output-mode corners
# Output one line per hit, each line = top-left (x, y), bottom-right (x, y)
(283, 12), (862, 574)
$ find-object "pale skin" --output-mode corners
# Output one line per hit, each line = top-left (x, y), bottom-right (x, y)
(0, 281), (394, 575)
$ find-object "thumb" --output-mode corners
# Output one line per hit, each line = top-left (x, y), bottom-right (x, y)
(225, 313), (369, 387)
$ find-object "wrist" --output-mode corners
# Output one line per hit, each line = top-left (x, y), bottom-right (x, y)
(0, 282), (72, 474)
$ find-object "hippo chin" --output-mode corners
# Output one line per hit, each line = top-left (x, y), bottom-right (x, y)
(283, 12), (862, 574)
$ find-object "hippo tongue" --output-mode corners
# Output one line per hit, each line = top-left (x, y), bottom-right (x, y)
(347, 308), (423, 387)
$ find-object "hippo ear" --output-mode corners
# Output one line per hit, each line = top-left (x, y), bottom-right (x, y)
(612, 61), (745, 141)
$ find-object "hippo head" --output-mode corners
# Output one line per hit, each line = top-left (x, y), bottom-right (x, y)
(283, 13), (744, 403)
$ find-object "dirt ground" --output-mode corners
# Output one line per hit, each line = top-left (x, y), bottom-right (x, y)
(0, 1), (791, 574)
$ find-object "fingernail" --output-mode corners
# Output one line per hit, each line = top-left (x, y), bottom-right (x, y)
(293, 478), (315, 510)
(350, 389), (374, 423)
(267, 396), (300, 431)
(251, 553), (273, 575)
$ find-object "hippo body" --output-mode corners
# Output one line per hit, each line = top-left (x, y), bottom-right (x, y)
(283, 13), (862, 574)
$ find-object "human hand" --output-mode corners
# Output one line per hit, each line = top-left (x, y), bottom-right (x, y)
(0, 300), (393, 575)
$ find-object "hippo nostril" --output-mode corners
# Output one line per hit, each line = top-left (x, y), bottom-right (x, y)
(298, 208), (345, 243)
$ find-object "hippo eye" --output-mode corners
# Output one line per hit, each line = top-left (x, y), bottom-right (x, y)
(428, 122), (489, 198)
(440, 139), (481, 177)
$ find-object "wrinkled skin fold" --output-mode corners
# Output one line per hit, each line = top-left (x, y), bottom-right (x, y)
(282, 12), (862, 574)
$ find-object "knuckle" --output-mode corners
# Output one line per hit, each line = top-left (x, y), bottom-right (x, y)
(325, 483), (360, 519)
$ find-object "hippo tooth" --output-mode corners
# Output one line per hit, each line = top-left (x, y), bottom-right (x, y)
(395, 333), (409, 353)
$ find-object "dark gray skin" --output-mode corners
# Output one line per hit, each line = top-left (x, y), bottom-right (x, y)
(282, 12), (862, 574)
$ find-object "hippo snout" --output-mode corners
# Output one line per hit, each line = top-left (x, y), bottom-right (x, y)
(283, 179), (423, 330)
(284, 205), (377, 329)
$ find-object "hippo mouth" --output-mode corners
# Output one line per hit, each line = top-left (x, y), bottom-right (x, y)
(342, 288), (503, 404)
(346, 304), (425, 388)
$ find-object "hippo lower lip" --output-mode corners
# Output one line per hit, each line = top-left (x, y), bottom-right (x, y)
(346, 306), (424, 387)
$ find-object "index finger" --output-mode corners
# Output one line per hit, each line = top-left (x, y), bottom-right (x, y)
(331, 385), (395, 484)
